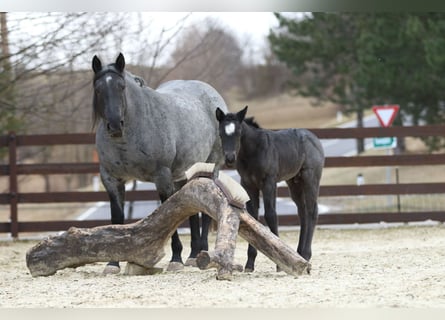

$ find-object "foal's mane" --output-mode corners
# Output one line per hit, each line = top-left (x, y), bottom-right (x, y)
(244, 117), (261, 129)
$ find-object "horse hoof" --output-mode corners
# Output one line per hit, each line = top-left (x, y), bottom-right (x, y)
(125, 262), (163, 275)
(184, 257), (197, 267)
(233, 264), (244, 272)
(166, 261), (184, 272)
(103, 265), (120, 275)
(216, 271), (232, 281)
(244, 267), (254, 273)
(306, 263), (312, 275)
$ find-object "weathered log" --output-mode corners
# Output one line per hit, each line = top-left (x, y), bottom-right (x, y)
(26, 178), (240, 279)
(197, 207), (310, 277)
(238, 211), (310, 275)
(26, 177), (309, 280)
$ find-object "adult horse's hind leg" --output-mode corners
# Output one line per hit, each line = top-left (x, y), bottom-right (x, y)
(287, 169), (320, 262)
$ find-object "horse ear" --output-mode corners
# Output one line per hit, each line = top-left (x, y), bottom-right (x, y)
(237, 106), (248, 122)
(92, 55), (102, 73)
(115, 53), (125, 72)
(215, 107), (225, 122)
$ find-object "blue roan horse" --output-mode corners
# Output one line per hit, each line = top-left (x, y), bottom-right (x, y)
(216, 106), (325, 272)
(92, 53), (228, 273)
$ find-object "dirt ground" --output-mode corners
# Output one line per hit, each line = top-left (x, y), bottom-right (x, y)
(0, 223), (444, 308)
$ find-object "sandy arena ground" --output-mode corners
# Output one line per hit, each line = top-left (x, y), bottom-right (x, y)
(0, 223), (444, 308)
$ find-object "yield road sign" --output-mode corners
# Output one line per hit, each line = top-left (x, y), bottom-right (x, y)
(372, 105), (399, 127)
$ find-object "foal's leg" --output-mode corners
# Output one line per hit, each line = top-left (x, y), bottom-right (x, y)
(262, 178), (280, 271)
(101, 172), (125, 274)
(242, 181), (260, 272)
(262, 178), (279, 236)
(287, 170), (320, 261)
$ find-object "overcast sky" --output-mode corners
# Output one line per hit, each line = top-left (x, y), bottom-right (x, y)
(143, 12), (281, 62)
(155, 12), (280, 43)
(7, 12), (286, 66)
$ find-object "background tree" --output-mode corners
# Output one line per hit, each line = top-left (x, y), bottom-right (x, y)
(0, 12), (134, 190)
(357, 13), (445, 150)
(166, 18), (244, 93)
(240, 42), (291, 99)
(1, 12), (132, 135)
(269, 12), (370, 153)
(269, 12), (445, 152)
(0, 12), (20, 135)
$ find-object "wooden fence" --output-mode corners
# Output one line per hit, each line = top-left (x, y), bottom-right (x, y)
(1, 125), (445, 238)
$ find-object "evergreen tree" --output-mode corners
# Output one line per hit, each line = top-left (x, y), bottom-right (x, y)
(269, 12), (445, 151)
(269, 12), (370, 152)
(357, 13), (445, 150)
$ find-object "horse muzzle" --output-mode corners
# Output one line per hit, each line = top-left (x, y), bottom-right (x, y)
(224, 152), (237, 167)
(106, 120), (124, 138)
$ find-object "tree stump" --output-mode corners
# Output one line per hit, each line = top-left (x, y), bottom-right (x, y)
(26, 177), (309, 280)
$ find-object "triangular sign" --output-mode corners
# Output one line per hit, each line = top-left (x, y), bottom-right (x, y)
(372, 105), (400, 127)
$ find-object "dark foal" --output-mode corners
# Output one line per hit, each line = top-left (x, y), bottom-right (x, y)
(216, 106), (325, 272)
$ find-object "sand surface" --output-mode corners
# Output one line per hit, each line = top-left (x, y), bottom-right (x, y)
(1, 224), (444, 308)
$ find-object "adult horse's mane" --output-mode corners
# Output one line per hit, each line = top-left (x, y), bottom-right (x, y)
(244, 117), (261, 129)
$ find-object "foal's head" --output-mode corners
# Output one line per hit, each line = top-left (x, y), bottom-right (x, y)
(215, 106), (248, 167)
(92, 53), (127, 138)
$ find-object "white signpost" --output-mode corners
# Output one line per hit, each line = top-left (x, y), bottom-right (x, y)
(372, 105), (400, 208)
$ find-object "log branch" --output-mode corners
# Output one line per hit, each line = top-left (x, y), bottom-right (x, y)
(26, 177), (309, 280)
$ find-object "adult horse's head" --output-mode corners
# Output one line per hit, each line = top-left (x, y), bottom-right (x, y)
(215, 106), (248, 167)
(92, 53), (127, 138)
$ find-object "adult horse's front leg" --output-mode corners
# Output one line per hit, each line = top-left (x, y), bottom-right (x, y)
(101, 172), (125, 274)
(171, 180), (209, 268)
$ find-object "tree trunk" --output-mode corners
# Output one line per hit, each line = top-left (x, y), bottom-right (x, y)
(26, 177), (309, 280)
(1, 13), (11, 73)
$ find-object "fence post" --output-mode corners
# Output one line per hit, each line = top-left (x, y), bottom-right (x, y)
(8, 131), (18, 238)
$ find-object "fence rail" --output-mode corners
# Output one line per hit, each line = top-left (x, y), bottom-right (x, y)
(1, 125), (445, 238)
